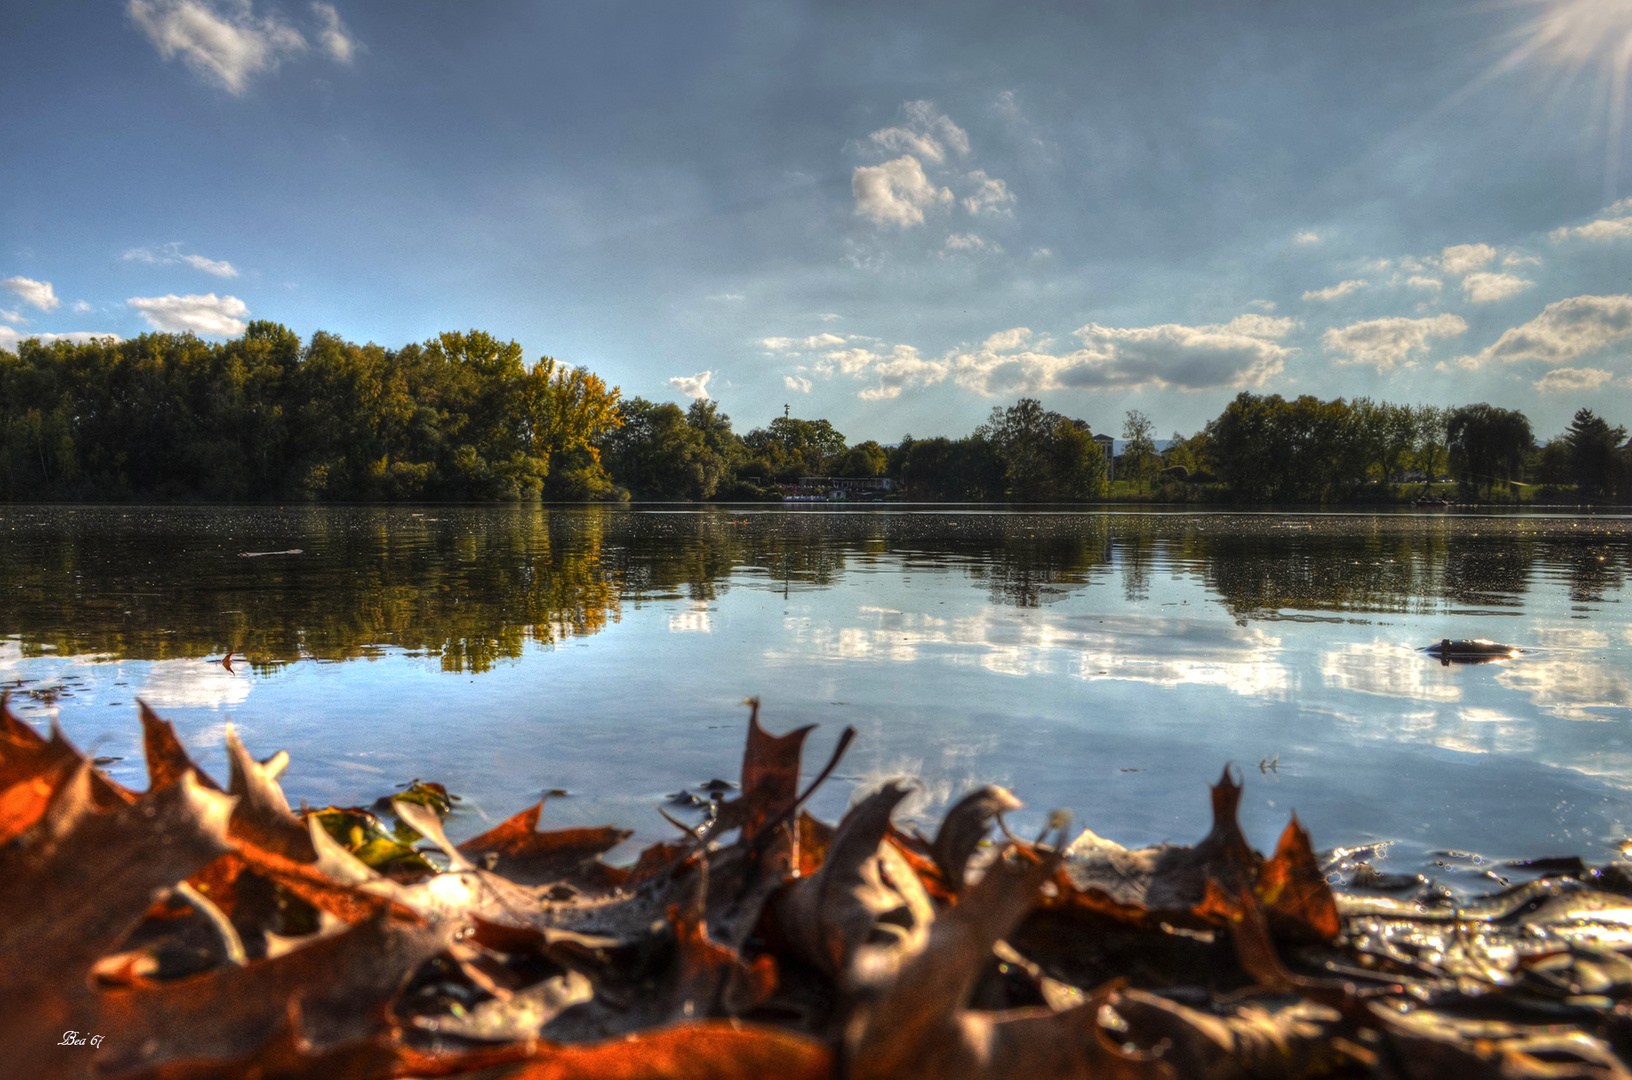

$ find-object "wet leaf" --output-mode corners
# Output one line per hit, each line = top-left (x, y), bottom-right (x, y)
(711, 699), (814, 843)
(310, 806), (438, 879)
(1255, 813), (1341, 942)
(456, 802), (631, 887)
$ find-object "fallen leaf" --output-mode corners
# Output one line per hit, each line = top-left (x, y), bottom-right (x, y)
(456, 802), (631, 887)
(929, 785), (1023, 892)
(96, 912), (450, 1077)
(507, 1021), (834, 1080)
(848, 846), (1170, 1080)
(711, 699), (814, 843)
(772, 782), (933, 978)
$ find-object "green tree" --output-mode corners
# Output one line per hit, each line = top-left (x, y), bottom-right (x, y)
(897, 435), (1004, 500)
(1120, 410), (1157, 490)
(1562, 408), (1628, 499)
(1412, 405), (1449, 484)
(1447, 403), (1533, 495)
(978, 399), (1106, 500)
(837, 439), (887, 477)
(603, 398), (714, 499)
(741, 416), (846, 481)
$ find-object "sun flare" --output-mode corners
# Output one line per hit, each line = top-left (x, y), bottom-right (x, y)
(1501, 0), (1632, 196)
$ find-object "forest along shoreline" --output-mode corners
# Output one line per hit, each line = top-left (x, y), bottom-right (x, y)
(3, 323), (1629, 506)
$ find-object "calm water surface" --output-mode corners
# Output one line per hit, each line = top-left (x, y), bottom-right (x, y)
(4, 505), (1630, 887)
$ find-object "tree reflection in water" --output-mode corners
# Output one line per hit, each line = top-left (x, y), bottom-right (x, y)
(0, 508), (1626, 673)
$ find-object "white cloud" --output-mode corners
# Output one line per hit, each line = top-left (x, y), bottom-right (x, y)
(310, 2), (355, 63)
(866, 100), (970, 165)
(761, 333), (845, 351)
(981, 328), (1033, 353)
(0, 327), (121, 352)
(949, 316), (1295, 396)
(1030, 247), (1053, 259)
(1504, 252), (1541, 267)
(706, 292), (745, 302)
(962, 170), (1015, 216)
(815, 348), (880, 376)
(0, 308), (22, 324)
(852, 155), (953, 227)
(3, 275), (60, 312)
(1322, 314), (1468, 372)
(127, 292), (249, 336)
(137, 658), (252, 709)
(817, 312), (841, 321)
(1535, 367), (1616, 393)
(1453, 294), (1632, 368)
(183, 254), (238, 277)
(1551, 198), (1632, 242)
(1554, 217), (1632, 242)
(127, 0), (310, 94)
(1247, 298), (1277, 311)
(122, 242), (238, 278)
(1407, 275), (1443, 292)
(71, 300), (93, 313)
(667, 370), (712, 400)
(869, 126), (948, 164)
(1439, 243), (1497, 276)
(1301, 279), (1367, 302)
(853, 346), (948, 401)
(943, 232), (988, 252)
(990, 89), (1054, 162)
(808, 344), (949, 400)
(1461, 271), (1534, 304)
(784, 375), (812, 393)
(1295, 231), (1321, 244)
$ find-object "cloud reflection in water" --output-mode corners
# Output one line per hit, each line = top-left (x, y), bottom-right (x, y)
(769, 607), (1288, 699)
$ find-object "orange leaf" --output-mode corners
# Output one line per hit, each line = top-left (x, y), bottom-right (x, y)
(507, 1021), (834, 1080)
(457, 803), (632, 885)
(1255, 813), (1341, 943)
(715, 700), (814, 843)
(142, 701), (221, 793)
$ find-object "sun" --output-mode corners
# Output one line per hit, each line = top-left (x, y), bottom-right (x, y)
(1494, 0), (1632, 199)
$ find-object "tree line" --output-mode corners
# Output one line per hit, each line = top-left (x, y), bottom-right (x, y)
(0, 327), (1625, 502)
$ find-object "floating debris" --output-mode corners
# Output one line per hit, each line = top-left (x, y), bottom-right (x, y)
(1421, 638), (1522, 664)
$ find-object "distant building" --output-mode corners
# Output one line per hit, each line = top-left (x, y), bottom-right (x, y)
(797, 476), (893, 492)
(1092, 433), (1116, 481)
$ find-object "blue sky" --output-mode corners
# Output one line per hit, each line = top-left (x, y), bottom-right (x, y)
(5, 0), (1632, 442)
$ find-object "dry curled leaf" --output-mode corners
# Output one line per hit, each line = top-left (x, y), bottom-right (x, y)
(848, 846), (1171, 1080)
(773, 782), (933, 978)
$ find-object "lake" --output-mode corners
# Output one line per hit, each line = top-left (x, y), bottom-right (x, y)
(3, 504), (1629, 890)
